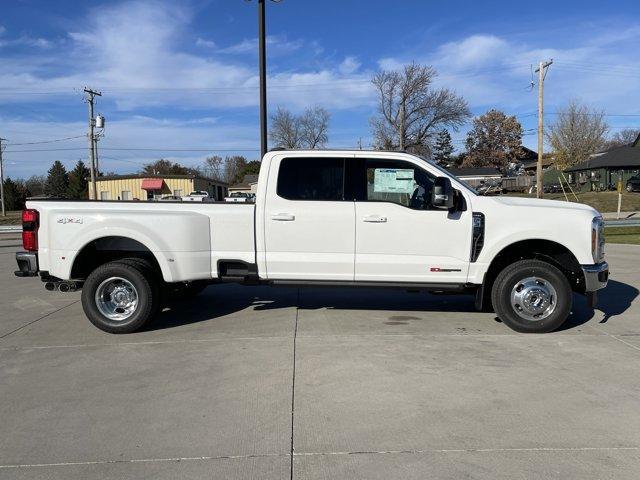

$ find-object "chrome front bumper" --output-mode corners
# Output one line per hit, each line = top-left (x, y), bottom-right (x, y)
(581, 261), (609, 292)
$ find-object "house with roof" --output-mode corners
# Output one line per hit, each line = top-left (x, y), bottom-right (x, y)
(564, 133), (640, 189)
(228, 174), (259, 195)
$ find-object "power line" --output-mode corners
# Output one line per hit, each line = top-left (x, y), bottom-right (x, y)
(7, 134), (85, 146)
(4, 147), (262, 153)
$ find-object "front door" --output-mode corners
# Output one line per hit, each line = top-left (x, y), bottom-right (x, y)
(263, 156), (355, 281)
(354, 158), (471, 284)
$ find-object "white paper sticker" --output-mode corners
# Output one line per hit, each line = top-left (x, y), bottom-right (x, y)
(373, 168), (415, 193)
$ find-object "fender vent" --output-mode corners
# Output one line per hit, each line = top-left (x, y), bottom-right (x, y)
(470, 212), (485, 262)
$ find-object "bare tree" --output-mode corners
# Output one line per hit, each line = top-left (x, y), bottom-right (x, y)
(223, 155), (248, 184)
(299, 106), (330, 148)
(463, 109), (523, 171)
(200, 155), (224, 181)
(546, 100), (609, 168)
(269, 107), (301, 148)
(370, 63), (470, 156)
(269, 106), (330, 149)
(604, 128), (640, 150)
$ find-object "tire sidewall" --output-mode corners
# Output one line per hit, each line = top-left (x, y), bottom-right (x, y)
(492, 260), (572, 333)
(81, 262), (156, 334)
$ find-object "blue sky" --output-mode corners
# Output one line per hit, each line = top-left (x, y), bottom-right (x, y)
(1, 0), (639, 177)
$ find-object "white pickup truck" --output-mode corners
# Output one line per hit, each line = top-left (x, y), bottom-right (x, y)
(15, 150), (608, 334)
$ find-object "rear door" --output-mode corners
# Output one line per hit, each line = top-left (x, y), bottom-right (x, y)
(263, 155), (355, 280)
(354, 157), (472, 284)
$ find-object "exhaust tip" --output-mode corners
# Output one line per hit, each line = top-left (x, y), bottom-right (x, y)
(44, 282), (57, 291)
(59, 283), (70, 293)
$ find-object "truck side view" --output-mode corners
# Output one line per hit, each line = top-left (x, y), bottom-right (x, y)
(14, 150), (609, 334)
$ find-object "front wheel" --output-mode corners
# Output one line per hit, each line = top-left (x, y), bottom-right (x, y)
(81, 261), (159, 333)
(491, 259), (572, 333)
(627, 183), (634, 192)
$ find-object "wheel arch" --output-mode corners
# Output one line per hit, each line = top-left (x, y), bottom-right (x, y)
(478, 239), (585, 310)
(70, 236), (170, 281)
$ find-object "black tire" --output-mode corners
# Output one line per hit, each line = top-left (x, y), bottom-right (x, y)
(81, 261), (159, 334)
(627, 183), (634, 193)
(491, 259), (572, 333)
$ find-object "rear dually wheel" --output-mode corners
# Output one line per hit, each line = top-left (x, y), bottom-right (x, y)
(81, 261), (159, 334)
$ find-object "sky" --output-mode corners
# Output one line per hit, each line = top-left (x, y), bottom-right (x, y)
(1, 0), (639, 178)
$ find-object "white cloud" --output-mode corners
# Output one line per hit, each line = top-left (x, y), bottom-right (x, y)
(0, 1), (371, 111)
(217, 35), (303, 56)
(195, 37), (216, 48)
(339, 56), (361, 75)
(380, 28), (640, 116)
(0, 34), (52, 49)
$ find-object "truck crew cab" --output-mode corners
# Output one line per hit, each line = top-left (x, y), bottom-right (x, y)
(15, 150), (609, 334)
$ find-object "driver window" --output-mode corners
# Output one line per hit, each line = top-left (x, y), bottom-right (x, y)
(365, 159), (435, 210)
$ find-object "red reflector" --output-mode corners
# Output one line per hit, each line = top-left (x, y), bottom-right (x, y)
(22, 231), (38, 251)
(22, 209), (39, 251)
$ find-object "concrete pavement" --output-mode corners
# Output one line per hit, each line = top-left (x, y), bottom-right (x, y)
(0, 242), (639, 479)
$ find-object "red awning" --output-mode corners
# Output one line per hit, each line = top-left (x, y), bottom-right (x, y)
(141, 178), (164, 190)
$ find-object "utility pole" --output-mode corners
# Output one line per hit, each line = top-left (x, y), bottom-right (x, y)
(84, 87), (101, 200)
(258, 0), (267, 158)
(535, 59), (553, 198)
(0, 137), (6, 216)
(249, 0), (281, 158)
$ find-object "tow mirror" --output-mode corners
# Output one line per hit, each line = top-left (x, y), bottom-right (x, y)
(432, 177), (454, 209)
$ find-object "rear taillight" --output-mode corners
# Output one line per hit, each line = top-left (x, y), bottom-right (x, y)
(22, 209), (39, 251)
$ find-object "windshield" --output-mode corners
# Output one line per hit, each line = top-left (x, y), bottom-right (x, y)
(416, 155), (478, 195)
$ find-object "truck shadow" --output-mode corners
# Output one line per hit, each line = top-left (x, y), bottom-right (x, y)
(562, 279), (639, 329)
(145, 279), (638, 333)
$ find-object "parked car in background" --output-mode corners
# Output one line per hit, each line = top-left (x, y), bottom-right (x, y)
(626, 175), (640, 192)
(157, 195), (182, 202)
(182, 191), (210, 202)
(225, 192), (255, 203)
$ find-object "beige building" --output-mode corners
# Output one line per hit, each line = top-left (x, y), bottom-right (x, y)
(228, 174), (259, 195)
(89, 174), (228, 201)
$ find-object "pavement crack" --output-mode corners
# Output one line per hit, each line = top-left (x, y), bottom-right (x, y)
(0, 453), (287, 469)
(0, 300), (80, 340)
(588, 324), (640, 354)
(293, 446), (640, 457)
(290, 288), (299, 480)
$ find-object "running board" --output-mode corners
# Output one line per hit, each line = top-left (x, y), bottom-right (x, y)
(268, 279), (473, 292)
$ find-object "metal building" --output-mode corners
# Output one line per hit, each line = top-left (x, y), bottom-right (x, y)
(89, 174), (228, 201)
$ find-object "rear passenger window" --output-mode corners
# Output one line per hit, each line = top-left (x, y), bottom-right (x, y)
(277, 157), (344, 201)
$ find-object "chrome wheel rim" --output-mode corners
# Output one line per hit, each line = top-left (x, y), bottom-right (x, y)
(510, 276), (557, 321)
(95, 277), (138, 321)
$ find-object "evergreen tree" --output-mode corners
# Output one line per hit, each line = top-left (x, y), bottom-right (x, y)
(67, 160), (90, 199)
(44, 161), (69, 198)
(433, 129), (454, 165)
(1, 178), (29, 211)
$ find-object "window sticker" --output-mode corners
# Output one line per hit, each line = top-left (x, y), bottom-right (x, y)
(373, 168), (415, 193)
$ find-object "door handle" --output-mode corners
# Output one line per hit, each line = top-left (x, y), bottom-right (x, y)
(363, 215), (387, 223)
(271, 213), (295, 221)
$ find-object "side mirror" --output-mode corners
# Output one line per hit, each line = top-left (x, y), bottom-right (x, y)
(432, 177), (454, 209)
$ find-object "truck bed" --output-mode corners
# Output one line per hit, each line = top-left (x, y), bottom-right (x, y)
(27, 199), (256, 282)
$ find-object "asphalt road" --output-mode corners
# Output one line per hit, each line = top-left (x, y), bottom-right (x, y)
(1, 238), (639, 479)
